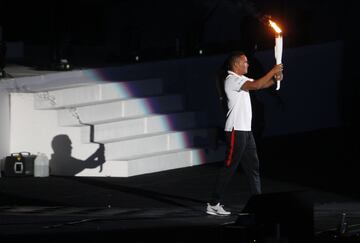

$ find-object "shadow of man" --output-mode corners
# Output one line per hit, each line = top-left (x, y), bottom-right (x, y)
(49, 134), (105, 176)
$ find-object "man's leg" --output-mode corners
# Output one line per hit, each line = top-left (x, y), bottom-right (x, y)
(241, 132), (262, 195)
(210, 130), (247, 204)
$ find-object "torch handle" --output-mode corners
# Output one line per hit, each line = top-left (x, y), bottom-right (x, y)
(276, 81), (281, 90)
(275, 58), (281, 90)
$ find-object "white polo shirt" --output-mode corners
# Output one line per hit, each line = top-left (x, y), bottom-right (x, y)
(224, 71), (253, 132)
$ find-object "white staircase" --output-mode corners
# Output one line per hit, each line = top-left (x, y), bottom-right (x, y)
(30, 78), (225, 177)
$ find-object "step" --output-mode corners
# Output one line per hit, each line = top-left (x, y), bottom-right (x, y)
(34, 78), (163, 109)
(104, 128), (215, 160)
(76, 146), (226, 177)
(57, 94), (184, 126)
(81, 112), (199, 143)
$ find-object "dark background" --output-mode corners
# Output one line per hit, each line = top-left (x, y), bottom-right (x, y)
(0, 0), (353, 61)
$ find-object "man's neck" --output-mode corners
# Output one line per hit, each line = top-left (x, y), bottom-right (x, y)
(228, 70), (244, 76)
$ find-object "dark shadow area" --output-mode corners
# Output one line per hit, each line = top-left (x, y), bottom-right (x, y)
(0, 161), (312, 208)
(2, 1), (348, 70)
(0, 189), (67, 207)
(67, 177), (205, 210)
(0, 40), (6, 78)
(246, 50), (285, 142)
(49, 134), (105, 176)
(240, 190), (314, 243)
(258, 127), (360, 199)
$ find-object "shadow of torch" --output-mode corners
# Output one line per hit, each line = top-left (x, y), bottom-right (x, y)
(70, 108), (105, 172)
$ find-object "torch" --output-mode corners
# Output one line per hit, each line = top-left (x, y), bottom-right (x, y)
(269, 19), (283, 90)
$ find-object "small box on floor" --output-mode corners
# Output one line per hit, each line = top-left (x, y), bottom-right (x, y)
(3, 152), (35, 177)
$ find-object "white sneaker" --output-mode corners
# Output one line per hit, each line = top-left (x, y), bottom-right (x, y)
(206, 203), (231, 216)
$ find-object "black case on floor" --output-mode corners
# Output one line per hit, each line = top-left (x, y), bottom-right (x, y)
(3, 152), (35, 177)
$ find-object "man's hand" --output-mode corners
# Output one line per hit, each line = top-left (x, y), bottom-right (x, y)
(274, 71), (283, 81)
(272, 64), (283, 75)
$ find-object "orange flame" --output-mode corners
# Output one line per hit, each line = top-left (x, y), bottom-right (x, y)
(269, 20), (282, 34)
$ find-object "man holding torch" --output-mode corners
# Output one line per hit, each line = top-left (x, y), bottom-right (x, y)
(206, 51), (283, 216)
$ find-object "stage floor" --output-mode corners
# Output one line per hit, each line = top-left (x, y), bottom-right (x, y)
(1, 162), (360, 242)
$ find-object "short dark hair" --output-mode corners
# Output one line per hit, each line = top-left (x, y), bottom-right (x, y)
(226, 51), (245, 71)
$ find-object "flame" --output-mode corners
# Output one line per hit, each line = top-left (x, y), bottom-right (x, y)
(269, 20), (282, 34)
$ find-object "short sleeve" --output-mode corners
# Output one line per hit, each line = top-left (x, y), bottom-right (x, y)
(230, 75), (251, 91)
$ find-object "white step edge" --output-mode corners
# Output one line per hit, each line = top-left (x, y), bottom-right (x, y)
(104, 128), (214, 160)
(76, 145), (225, 177)
(81, 112), (198, 143)
(34, 78), (163, 109)
(57, 94), (184, 126)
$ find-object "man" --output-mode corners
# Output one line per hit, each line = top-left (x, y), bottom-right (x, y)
(207, 51), (283, 216)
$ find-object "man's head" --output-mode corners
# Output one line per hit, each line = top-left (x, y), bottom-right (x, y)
(228, 51), (249, 75)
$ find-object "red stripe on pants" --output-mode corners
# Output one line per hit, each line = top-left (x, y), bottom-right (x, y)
(226, 129), (236, 167)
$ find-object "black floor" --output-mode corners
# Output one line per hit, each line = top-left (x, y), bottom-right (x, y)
(1, 160), (360, 243)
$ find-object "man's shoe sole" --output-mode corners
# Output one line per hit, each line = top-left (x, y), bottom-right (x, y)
(206, 210), (231, 216)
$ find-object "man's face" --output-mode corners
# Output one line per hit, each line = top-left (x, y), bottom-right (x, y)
(234, 55), (249, 75)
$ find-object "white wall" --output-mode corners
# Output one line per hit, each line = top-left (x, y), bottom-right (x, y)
(9, 93), (99, 175)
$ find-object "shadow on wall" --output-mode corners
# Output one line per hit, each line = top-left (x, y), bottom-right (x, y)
(49, 134), (105, 176)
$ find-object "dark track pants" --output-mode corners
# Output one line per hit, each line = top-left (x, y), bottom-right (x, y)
(210, 130), (261, 204)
